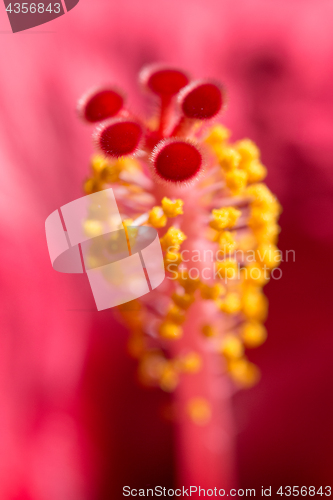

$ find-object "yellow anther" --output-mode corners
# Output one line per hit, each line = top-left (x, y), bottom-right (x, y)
(159, 362), (179, 392)
(237, 233), (257, 252)
(179, 352), (202, 373)
(253, 223), (280, 245)
(164, 251), (182, 267)
(241, 159), (267, 183)
(219, 335), (244, 358)
(117, 156), (141, 172)
(201, 324), (218, 337)
(227, 358), (260, 388)
(256, 244), (281, 270)
(225, 169), (248, 195)
(243, 263), (270, 287)
(205, 124), (230, 145)
(177, 269), (201, 293)
(122, 218), (134, 227)
(187, 398), (212, 425)
(172, 292), (195, 310)
(219, 293), (242, 314)
(246, 183), (281, 216)
(217, 231), (237, 254)
(83, 178), (101, 195)
(200, 283), (225, 300)
(215, 259), (239, 279)
(148, 206), (167, 228)
(217, 146), (241, 171)
(161, 197), (184, 217)
(241, 321), (267, 348)
(159, 320), (183, 340)
(249, 208), (277, 230)
(101, 166), (121, 184)
(209, 207), (241, 231)
(120, 218), (138, 248)
(83, 219), (104, 238)
(235, 139), (260, 163)
(160, 227), (187, 251)
(91, 154), (109, 175)
(166, 304), (186, 325)
(242, 286), (268, 322)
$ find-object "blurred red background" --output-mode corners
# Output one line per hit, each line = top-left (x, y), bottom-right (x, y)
(1, 0), (333, 498)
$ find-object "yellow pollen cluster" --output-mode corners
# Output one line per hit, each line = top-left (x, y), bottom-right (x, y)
(215, 259), (238, 279)
(219, 335), (244, 359)
(219, 292), (242, 314)
(164, 250), (182, 268)
(177, 269), (201, 293)
(225, 169), (248, 195)
(178, 352), (202, 373)
(241, 321), (267, 348)
(160, 226), (187, 251)
(216, 230), (237, 254)
(148, 206), (167, 228)
(204, 124), (230, 145)
(136, 350), (202, 393)
(148, 197), (184, 228)
(216, 146), (241, 172)
(166, 304), (186, 324)
(82, 112), (281, 401)
(84, 155), (141, 194)
(200, 283), (225, 300)
(159, 321), (183, 340)
(161, 197), (184, 217)
(209, 207), (241, 231)
(201, 324), (217, 337)
(227, 358), (260, 388)
(205, 127), (268, 198)
(194, 125), (281, 387)
(172, 292), (195, 311)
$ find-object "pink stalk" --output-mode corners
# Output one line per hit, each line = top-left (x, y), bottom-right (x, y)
(167, 189), (237, 491)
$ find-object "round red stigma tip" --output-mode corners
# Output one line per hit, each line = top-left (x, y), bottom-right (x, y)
(95, 119), (143, 157)
(153, 140), (203, 184)
(79, 88), (124, 123)
(180, 81), (223, 120)
(143, 66), (189, 97)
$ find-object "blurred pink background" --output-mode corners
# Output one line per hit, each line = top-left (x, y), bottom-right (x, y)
(1, 0), (333, 498)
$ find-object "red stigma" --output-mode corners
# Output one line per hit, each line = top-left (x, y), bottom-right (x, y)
(141, 65), (189, 97)
(79, 87), (124, 123)
(180, 81), (223, 120)
(152, 140), (203, 184)
(95, 119), (143, 157)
